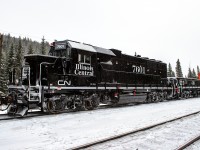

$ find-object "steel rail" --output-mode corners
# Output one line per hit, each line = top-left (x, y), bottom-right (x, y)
(176, 134), (200, 150)
(69, 111), (200, 150)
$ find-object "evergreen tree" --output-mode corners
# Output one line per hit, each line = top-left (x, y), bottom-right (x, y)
(6, 33), (11, 45)
(167, 63), (175, 77)
(7, 43), (15, 74)
(188, 67), (193, 78)
(175, 59), (183, 77)
(172, 71), (175, 77)
(15, 37), (23, 78)
(27, 43), (34, 54)
(41, 36), (46, 55)
(0, 52), (8, 93)
(167, 63), (172, 77)
(197, 65), (200, 75)
(0, 34), (3, 69)
(0, 34), (4, 92)
(192, 68), (197, 78)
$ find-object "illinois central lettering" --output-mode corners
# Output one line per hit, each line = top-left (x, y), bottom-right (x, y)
(75, 64), (94, 76)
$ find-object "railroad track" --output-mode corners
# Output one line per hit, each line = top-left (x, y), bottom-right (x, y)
(69, 110), (200, 150)
(176, 135), (200, 150)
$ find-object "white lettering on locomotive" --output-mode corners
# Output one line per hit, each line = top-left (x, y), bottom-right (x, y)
(58, 80), (71, 86)
(74, 63), (94, 76)
(56, 45), (64, 49)
(132, 65), (145, 74)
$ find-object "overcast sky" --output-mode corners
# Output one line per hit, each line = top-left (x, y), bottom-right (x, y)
(1, 0), (200, 76)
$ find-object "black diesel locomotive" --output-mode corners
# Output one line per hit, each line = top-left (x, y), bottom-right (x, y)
(1, 40), (200, 116)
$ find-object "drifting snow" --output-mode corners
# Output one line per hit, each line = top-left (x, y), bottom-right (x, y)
(0, 98), (200, 149)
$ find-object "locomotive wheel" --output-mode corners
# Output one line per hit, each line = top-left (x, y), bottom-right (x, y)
(75, 104), (86, 111)
(157, 92), (162, 102)
(67, 101), (74, 109)
(145, 93), (151, 103)
(85, 95), (100, 110)
(47, 100), (58, 114)
(163, 92), (167, 100)
(149, 93), (154, 103)
(85, 100), (93, 110)
(49, 100), (65, 113)
(73, 95), (86, 111)
(100, 94), (110, 104)
(110, 97), (119, 106)
(91, 98), (100, 108)
(91, 95), (100, 108)
(110, 92), (119, 106)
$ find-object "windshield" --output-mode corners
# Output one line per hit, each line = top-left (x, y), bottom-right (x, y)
(53, 48), (70, 58)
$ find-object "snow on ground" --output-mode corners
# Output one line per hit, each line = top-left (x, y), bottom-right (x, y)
(86, 111), (200, 150)
(1, 98), (200, 150)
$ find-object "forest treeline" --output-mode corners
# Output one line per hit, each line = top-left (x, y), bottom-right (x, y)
(167, 59), (200, 79)
(0, 33), (50, 92)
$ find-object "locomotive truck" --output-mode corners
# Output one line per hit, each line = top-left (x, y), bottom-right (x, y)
(1, 40), (200, 116)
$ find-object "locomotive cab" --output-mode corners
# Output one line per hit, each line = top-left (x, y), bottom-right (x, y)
(49, 40), (98, 86)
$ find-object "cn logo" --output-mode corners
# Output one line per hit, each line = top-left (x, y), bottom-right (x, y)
(58, 80), (71, 86)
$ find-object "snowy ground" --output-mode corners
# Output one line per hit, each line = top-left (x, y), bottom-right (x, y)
(1, 98), (200, 150)
(85, 111), (200, 150)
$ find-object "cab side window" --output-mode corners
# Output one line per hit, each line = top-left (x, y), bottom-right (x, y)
(85, 55), (91, 64)
(78, 54), (91, 64)
(78, 54), (84, 63)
